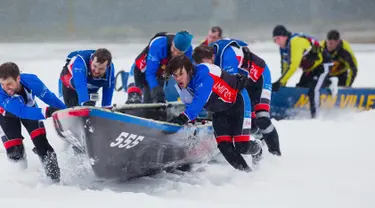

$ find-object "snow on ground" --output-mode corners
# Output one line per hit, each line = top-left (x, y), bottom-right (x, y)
(0, 42), (374, 208)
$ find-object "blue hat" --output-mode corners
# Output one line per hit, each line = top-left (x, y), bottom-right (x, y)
(173, 31), (193, 52)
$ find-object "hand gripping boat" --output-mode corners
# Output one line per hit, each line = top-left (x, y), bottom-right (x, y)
(52, 102), (218, 181)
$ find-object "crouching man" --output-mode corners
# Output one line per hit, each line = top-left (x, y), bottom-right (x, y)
(59, 48), (115, 107)
(0, 62), (66, 182)
(164, 55), (263, 172)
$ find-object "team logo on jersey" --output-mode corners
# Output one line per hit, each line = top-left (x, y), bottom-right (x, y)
(135, 53), (147, 72)
(87, 83), (99, 89)
(159, 58), (169, 71)
(0, 107), (5, 116)
(210, 74), (237, 103)
(248, 63), (264, 82)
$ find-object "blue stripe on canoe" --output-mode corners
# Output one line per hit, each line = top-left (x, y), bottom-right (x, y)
(90, 108), (183, 133)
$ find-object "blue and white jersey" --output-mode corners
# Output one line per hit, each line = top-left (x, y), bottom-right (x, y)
(176, 63), (243, 121)
(61, 50), (115, 107)
(0, 73), (66, 120)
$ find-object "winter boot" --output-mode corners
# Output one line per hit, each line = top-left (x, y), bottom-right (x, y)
(262, 129), (282, 156)
(41, 150), (60, 182)
(6, 143), (28, 169)
(250, 139), (263, 165)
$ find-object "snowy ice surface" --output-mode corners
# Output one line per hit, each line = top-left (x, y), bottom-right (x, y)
(0, 42), (374, 208)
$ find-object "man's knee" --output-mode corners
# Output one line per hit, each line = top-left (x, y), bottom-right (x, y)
(234, 141), (261, 155)
(133, 67), (146, 89)
(61, 85), (78, 107)
(234, 142), (250, 154)
(232, 135), (249, 154)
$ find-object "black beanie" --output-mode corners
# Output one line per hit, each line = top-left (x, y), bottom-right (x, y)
(273, 25), (290, 37)
(327, 30), (340, 40)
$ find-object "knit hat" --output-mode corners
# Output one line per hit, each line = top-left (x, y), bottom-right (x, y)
(272, 25), (290, 37)
(173, 31), (193, 52)
(327, 30), (340, 40)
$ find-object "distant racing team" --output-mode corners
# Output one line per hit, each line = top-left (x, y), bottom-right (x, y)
(271, 25), (357, 118)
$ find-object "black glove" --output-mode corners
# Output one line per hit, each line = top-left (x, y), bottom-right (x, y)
(272, 81), (281, 92)
(82, 101), (96, 106)
(45, 106), (60, 118)
(126, 92), (142, 104)
(236, 74), (249, 90)
(168, 113), (189, 125)
(151, 86), (165, 103)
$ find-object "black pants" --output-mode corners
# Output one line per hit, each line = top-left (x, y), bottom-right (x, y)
(337, 72), (348, 87)
(212, 93), (261, 171)
(0, 112), (54, 160)
(246, 77), (268, 111)
(61, 83), (79, 108)
(296, 64), (331, 118)
(0, 112), (60, 181)
(59, 61), (80, 108)
(131, 65), (165, 103)
(336, 71), (355, 87)
(246, 73), (272, 119)
(246, 76), (281, 155)
(213, 93), (246, 137)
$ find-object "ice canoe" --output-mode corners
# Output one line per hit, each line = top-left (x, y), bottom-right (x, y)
(52, 104), (217, 181)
